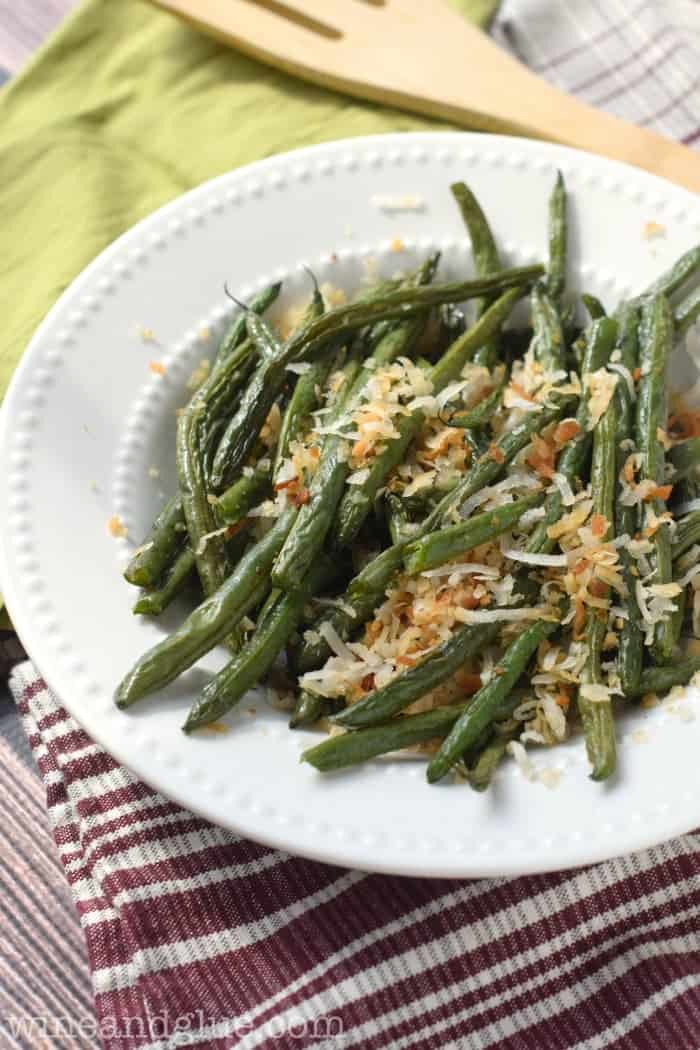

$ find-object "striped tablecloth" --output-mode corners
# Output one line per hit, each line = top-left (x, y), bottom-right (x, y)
(3, 2), (700, 1047)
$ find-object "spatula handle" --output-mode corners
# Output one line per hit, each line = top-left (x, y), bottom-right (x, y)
(407, 11), (700, 195)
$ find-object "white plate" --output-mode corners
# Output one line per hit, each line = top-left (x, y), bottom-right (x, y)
(2, 132), (700, 879)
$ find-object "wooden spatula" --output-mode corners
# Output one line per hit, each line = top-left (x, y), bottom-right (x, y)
(152, 0), (700, 193)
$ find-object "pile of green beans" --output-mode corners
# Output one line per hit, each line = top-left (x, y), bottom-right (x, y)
(116, 175), (700, 793)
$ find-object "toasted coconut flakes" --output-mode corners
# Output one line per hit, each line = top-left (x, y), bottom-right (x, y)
(319, 621), (356, 661)
(508, 740), (534, 779)
(508, 741), (560, 787)
(547, 499), (593, 540)
(679, 564), (700, 588)
(609, 363), (636, 401)
(421, 561), (498, 580)
(503, 548), (568, 568)
(650, 582), (682, 599)
(520, 506), (546, 527)
(584, 368), (618, 429)
(320, 282), (347, 309)
(402, 472), (435, 497)
(371, 194), (425, 212)
(346, 468), (370, 487)
(520, 730), (546, 745)
(580, 683), (613, 704)
(195, 525), (231, 554)
(454, 607), (552, 625)
(542, 694), (567, 740)
(550, 472), (576, 506)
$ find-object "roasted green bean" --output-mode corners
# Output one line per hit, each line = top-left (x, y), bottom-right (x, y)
(115, 506), (296, 707)
(636, 294), (675, 663)
(427, 617), (559, 783)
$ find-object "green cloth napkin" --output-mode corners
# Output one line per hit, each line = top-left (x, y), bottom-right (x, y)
(0, 0), (496, 402)
(0, 0), (496, 619)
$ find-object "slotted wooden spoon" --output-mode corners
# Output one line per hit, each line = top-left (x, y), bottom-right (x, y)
(152, 0), (700, 193)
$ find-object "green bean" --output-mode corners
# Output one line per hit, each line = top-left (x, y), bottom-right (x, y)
(127, 458), (264, 603)
(614, 303), (644, 696)
(678, 473), (700, 503)
(673, 510), (700, 560)
(642, 243), (700, 300)
(530, 282), (566, 371)
(179, 339), (263, 594)
(295, 400), (569, 674)
(426, 400), (570, 531)
(636, 294), (675, 663)
(210, 290), (324, 490)
(674, 285), (700, 334)
(464, 726), (517, 792)
(526, 316), (618, 554)
(426, 617), (559, 783)
(331, 623), (498, 729)
(290, 690), (329, 729)
(274, 259), (439, 578)
(114, 506), (296, 708)
(333, 287), (525, 548)
(201, 343), (259, 472)
(215, 466), (271, 524)
(581, 293), (606, 320)
(403, 494), (543, 575)
(273, 357), (335, 480)
(184, 557), (335, 731)
(631, 655), (700, 697)
(447, 373), (507, 430)
(669, 438), (700, 483)
(177, 362), (237, 596)
(123, 496), (186, 589)
(271, 347), (366, 590)
(213, 268), (542, 492)
(450, 180), (501, 366)
(133, 547), (196, 617)
(215, 283), (282, 365)
(385, 493), (411, 546)
(546, 171), (567, 304)
(451, 182), (500, 291)
(577, 387), (618, 781)
(400, 477), (460, 514)
(287, 264), (544, 362)
(302, 703), (474, 772)
(668, 583), (688, 654)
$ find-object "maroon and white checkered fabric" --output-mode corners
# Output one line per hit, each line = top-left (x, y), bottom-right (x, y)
(6, 2), (700, 1048)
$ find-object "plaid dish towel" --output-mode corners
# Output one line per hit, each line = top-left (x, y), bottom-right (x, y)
(4, 2), (700, 1049)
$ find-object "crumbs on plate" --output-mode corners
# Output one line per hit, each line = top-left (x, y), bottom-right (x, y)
(371, 193), (425, 213)
(107, 515), (128, 539)
(202, 722), (228, 734)
(642, 220), (666, 240)
(136, 326), (157, 343)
